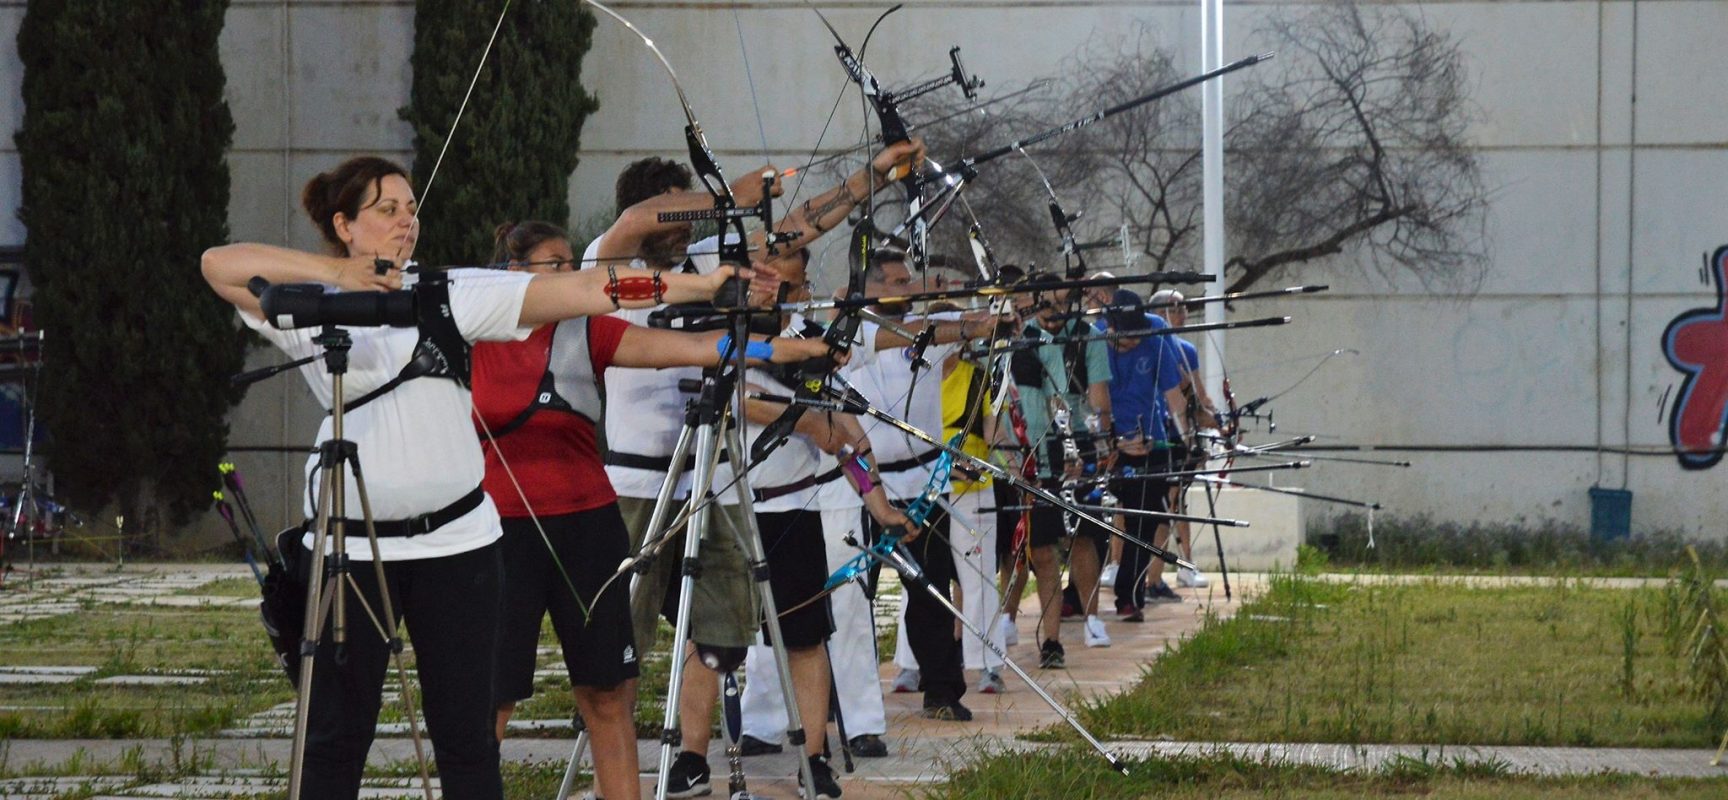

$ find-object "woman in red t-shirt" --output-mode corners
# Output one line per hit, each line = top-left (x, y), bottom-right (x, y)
(470, 221), (828, 800)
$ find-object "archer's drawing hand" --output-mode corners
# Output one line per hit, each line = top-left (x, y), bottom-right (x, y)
(336, 256), (403, 292)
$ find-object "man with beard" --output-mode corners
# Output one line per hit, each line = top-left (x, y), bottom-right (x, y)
(847, 246), (1001, 720)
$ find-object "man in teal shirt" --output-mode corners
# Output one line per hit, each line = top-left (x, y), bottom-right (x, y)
(1006, 273), (1114, 668)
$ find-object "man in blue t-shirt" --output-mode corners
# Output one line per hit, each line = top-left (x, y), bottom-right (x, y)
(1149, 289), (1223, 594)
(1099, 290), (1191, 619)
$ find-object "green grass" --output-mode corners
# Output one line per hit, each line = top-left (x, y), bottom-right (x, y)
(1310, 513), (1728, 577)
(0, 603), (275, 671)
(1074, 574), (1715, 748)
(931, 749), (1728, 800)
(175, 576), (264, 598)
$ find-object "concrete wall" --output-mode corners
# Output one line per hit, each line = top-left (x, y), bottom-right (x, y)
(0, 1), (1719, 543)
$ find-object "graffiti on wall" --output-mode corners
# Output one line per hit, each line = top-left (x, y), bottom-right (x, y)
(1662, 244), (1728, 470)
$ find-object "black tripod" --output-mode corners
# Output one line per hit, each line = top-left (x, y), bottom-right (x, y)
(238, 326), (435, 800)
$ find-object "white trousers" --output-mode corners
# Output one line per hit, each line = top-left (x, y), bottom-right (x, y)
(892, 488), (1003, 671)
(742, 506), (887, 741)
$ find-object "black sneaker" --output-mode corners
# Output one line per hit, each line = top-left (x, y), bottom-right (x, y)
(1149, 581), (1184, 603)
(803, 754), (843, 799)
(921, 699), (974, 721)
(1039, 638), (1066, 669)
(847, 733), (888, 757)
(662, 750), (712, 798)
(737, 734), (783, 756)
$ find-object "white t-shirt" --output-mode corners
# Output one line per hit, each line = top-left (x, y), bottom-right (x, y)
(243, 268), (534, 560)
(591, 234), (742, 502)
(742, 316), (827, 513)
(842, 315), (958, 500)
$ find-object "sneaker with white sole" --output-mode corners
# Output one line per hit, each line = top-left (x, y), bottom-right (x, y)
(1083, 614), (1112, 647)
(998, 613), (1019, 647)
(977, 668), (1006, 694)
(890, 667), (920, 693)
(802, 754), (843, 799)
(660, 751), (711, 798)
(1099, 562), (1119, 585)
(1177, 566), (1210, 588)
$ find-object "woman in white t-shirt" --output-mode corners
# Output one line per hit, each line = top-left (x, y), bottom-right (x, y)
(199, 156), (739, 800)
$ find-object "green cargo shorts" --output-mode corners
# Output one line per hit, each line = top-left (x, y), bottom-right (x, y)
(618, 496), (760, 651)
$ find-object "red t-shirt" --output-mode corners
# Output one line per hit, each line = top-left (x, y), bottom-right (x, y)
(471, 316), (630, 518)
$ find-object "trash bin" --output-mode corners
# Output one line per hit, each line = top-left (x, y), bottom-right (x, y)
(1588, 486), (1632, 541)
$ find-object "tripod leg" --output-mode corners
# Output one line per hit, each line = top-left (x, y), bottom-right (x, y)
(654, 424), (723, 800)
(1201, 481), (1232, 601)
(346, 458), (435, 800)
(555, 718), (590, 800)
(287, 462), (339, 800)
(722, 424), (820, 799)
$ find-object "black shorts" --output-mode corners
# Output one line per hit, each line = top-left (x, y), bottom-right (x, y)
(1112, 449), (1178, 545)
(993, 480), (1022, 562)
(495, 505), (640, 705)
(756, 509), (834, 649)
(1028, 478), (1111, 549)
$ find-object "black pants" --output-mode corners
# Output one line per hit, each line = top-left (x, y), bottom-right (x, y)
(868, 497), (965, 704)
(1114, 450), (1176, 611)
(302, 541), (504, 800)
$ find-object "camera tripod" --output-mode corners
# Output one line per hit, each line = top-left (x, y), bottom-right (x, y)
(240, 326), (435, 800)
(1, 330), (55, 590)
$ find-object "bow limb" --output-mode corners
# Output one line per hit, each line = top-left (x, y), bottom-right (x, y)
(582, 0), (754, 267)
(1014, 146), (1088, 280)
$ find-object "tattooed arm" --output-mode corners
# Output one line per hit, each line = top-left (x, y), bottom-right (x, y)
(769, 138), (926, 253)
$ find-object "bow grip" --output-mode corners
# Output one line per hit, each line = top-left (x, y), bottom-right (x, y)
(712, 275), (748, 310)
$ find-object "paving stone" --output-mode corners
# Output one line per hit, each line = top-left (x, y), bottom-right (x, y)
(0, 665), (98, 674)
(0, 672), (84, 684)
(93, 674), (211, 686)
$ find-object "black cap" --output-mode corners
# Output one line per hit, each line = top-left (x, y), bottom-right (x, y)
(1106, 289), (1150, 332)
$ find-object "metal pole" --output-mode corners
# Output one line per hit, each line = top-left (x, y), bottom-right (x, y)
(1201, 0), (1227, 402)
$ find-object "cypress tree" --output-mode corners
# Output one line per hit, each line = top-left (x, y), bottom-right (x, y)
(14, 1), (243, 532)
(402, 1), (600, 266)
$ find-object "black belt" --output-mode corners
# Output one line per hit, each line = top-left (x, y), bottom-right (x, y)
(876, 447), (944, 474)
(333, 486), (485, 538)
(606, 449), (730, 473)
(752, 465), (844, 504)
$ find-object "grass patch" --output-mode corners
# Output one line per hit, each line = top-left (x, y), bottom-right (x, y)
(1076, 574), (1715, 748)
(175, 576), (263, 599)
(1310, 513), (1728, 576)
(0, 604), (276, 671)
(931, 748), (1728, 800)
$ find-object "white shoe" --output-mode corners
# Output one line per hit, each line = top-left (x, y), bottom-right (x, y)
(1083, 615), (1112, 648)
(1177, 567), (1210, 588)
(1099, 562), (1119, 585)
(891, 667), (920, 693)
(998, 613), (1019, 647)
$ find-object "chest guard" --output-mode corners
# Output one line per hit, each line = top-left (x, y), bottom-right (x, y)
(490, 317), (605, 438)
